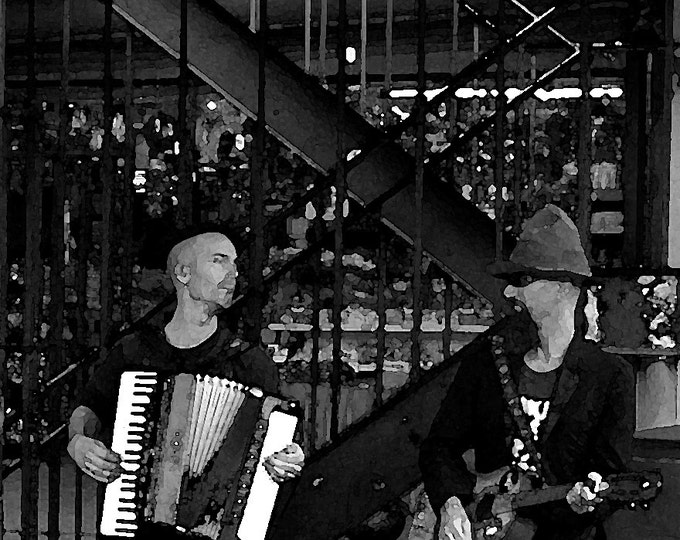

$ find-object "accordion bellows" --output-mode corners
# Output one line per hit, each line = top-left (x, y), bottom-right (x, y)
(101, 371), (299, 540)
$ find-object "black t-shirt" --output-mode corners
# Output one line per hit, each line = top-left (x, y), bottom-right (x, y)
(518, 363), (559, 440)
(79, 320), (280, 432)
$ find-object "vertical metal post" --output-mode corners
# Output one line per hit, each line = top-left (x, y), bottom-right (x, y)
(410, 0), (426, 381)
(74, 369), (84, 540)
(449, 1), (459, 191)
(47, 2), (71, 538)
(473, 23), (479, 89)
(308, 199), (322, 451)
(622, 51), (647, 267)
(450, 0), (459, 73)
(577, 32), (592, 262)
(76, 165), (93, 351)
(100, 0), (114, 359)
(189, 85), (201, 225)
(442, 276), (453, 362)
(319, 0), (328, 78)
(385, 0), (393, 89)
(22, 0), (41, 537)
(494, 0), (505, 262)
(375, 221), (387, 407)
(330, 0), (347, 442)
(646, 0), (674, 267)
(304, 0), (311, 73)
(513, 45), (525, 232)
(247, 0), (268, 343)
(528, 54), (536, 185)
(0, 0), (6, 533)
(360, 0), (367, 107)
(177, 0), (193, 229)
(121, 32), (134, 324)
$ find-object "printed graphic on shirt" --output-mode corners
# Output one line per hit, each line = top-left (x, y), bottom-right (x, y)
(520, 396), (550, 440)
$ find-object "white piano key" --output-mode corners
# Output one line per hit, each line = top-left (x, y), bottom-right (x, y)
(101, 371), (158, 537)
(237, 411), (298, 540)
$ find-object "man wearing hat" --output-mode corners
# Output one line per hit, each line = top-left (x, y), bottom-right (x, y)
(418, 205), (635, 539)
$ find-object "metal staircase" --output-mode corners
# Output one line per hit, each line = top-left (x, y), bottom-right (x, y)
(110, 0), (512, 309)
(2, 0), (609, 538)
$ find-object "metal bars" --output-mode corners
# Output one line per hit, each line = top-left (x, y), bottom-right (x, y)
(21, 1), (41, 537)
(100, 0), (114, 356)
(319, 0), (328, 79)
(577, 33), (593, 263)
(0, 0), (6, 534)
(442, 277), (453, 362)
(410, 0), (427, 380)
(330, 0), (348, 441)
(46, 3), (71, 538)
(247, 0), (268, 343)
(385, 0), (393, 89)
(375, 222), (387, 407)
(360, 0), (367, 106)
(121, 32), (134, 324)
(622, 51), (647, 267)
(494, 0), (506, 262)
(304, 0), (311, 73)
(308, 198), (323, 452)
(177, 0), (193, 229)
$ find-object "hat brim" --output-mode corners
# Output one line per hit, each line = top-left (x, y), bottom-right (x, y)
(487, 260), (592, 285)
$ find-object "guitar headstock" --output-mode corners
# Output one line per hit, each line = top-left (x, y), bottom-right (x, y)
(602, 470), (663, 509)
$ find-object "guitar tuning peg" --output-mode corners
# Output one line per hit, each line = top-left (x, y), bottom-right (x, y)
(641, 502), (650, 511)
(629, 502), (636, 510)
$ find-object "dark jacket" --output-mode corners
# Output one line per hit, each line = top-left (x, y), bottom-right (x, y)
(79, 320), (280, 433)
(419, 311), (635, 539)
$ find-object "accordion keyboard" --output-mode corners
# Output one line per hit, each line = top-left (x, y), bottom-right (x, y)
(100, 371), (158, 537)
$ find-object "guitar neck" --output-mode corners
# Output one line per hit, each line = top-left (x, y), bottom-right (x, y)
(511, 484), (573, 509)
(509, 470), (662, 511)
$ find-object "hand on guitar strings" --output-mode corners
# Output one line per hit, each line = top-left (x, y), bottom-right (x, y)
(263, 443), (305, 484)
(565, 472), (610, 515)
(438, 496), (473, 540)
(68, 434), (123, 483)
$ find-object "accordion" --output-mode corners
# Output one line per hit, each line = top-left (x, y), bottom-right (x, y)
(100, 371), (300, 540)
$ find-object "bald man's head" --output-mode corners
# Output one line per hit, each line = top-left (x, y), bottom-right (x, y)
(167, 232), (238, 309)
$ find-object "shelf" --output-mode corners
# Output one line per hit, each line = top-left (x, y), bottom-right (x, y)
(634, 425), (680, 441)
(603, 346), (680, 357)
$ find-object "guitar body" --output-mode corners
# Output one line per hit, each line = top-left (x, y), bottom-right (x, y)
(407, 469), (662, 540)
(409, 468), (529, 540)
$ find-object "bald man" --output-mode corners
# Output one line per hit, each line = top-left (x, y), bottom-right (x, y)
(67, 232), (305, 521)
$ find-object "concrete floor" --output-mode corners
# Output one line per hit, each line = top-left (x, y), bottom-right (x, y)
(3, 458), (99, 539)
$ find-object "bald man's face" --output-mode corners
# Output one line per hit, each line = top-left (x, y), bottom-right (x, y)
(184, 234), (238, 311)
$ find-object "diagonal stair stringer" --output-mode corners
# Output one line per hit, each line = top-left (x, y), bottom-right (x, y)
(111, 0), (510, 309)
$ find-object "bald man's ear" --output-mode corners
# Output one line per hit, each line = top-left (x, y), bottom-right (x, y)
(174, 264), (191, 285)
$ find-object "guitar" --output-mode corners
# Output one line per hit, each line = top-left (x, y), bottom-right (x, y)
(408, 469), (663, 540)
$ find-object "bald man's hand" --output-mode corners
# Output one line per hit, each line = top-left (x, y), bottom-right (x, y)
(68, 434), (123, 483)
